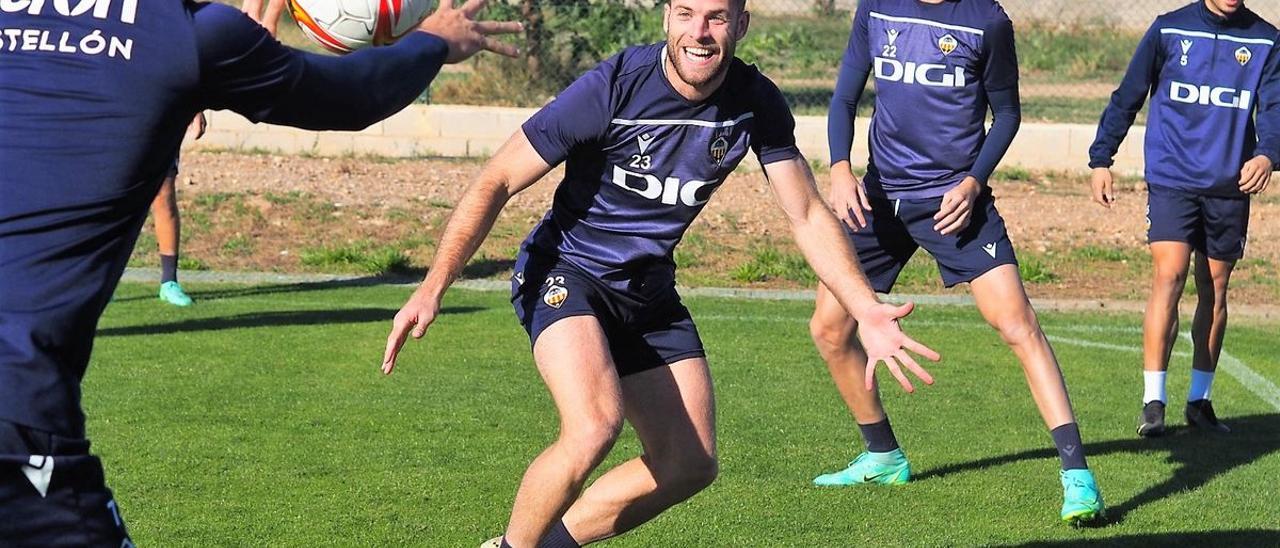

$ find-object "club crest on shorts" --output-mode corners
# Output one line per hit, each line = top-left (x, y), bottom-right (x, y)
(1236, 46), (1252, 66)
(543, 284), (568, 309)
(938, 34), (958, 55)
(709, 135), (729, 165)
(513, 271), (525, 286)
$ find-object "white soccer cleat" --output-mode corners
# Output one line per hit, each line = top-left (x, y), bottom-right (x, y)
(479, 537), (502, 548)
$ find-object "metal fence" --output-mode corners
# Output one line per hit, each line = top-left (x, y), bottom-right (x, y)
(263, 1), (1280, 123)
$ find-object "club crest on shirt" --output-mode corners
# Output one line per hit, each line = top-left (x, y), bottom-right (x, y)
(543, 284), (568, 309)
(1236, 46), (1252, 66)
(709, 135), (729, 165)
(938, 34), (958, 55)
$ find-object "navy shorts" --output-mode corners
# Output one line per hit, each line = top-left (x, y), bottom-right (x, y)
(0, 420), (132, 546)
(511, 252), (705, 377)
(1147, 184), (1250, 261)
(847, 188), (1018, 293)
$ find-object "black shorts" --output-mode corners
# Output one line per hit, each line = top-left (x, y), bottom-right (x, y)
(511, 252), (705, 377)
(848, 188), (1018, 293)
(0, 420), (132, 546)
(1147, 184), (1250, 261)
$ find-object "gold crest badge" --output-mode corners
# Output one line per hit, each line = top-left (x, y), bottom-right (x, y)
(709, 135), (729, 165)
(1236, 46), (1252, 66)
(543, 284), (568, 309)
(938, 34), (958, 55)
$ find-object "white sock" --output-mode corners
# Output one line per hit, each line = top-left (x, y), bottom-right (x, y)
(1143, 371), (1167, 404)
(1188, 369), (1215, 402)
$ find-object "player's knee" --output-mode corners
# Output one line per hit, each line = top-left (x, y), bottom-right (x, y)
(561, 415), (623, 462)
(1152, 263), (1188, 289)
(660, 451), (718, 495)
(809, 313), (855, 353)
(991, 309), (1041, 347)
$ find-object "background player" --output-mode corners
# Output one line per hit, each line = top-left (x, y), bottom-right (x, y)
(1089, 0), (1279, 436)
(152, 112), (207, 307)
(0, 2), (519, 542)
(382, 0), (939, 544)
(810, 0), (1105, 525)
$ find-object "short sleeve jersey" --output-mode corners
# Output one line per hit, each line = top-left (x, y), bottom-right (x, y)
(520, 43), (799, 295)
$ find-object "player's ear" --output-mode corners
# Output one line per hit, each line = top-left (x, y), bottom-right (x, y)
(662, 2), (671, 34)
(734, 9), (750, 40)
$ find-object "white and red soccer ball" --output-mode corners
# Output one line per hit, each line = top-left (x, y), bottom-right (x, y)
(287, 0), (436, 54)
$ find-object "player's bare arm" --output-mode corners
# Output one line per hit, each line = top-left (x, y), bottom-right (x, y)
(241, 0), (287, 36)
(762, 154), (940, 392)
(382, 131), (552, 373)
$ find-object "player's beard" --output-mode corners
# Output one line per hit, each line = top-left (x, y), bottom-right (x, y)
(666, 39), (735, 90)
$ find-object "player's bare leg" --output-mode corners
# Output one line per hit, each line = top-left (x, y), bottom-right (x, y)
(151, 174), (192, 306)
(1190, 253), (1235, 374)
(151, 175), (180, 260)
(968, 263), (1103, 523)
(503, 317), (625, 547)
(560, 357), (717, 543)
(1136, 241), (1192, 434)
(1144, 242), (1192, 375)
(969, 264), (1075, 429)
(1186, 252), (1235, 431)
(809, 282), (886, 423)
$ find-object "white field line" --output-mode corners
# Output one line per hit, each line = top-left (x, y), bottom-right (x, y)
(700, 314), (1278, 412)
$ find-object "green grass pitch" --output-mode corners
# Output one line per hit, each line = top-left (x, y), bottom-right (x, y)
(89, 282), (1280, 546)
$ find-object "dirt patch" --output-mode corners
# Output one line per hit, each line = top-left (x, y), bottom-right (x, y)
(133, 150), (1280, 306)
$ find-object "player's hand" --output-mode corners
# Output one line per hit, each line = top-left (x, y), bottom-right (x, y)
(830, 162), (871, 230)
(933, 176), (981, 235)
(1239, 155), (1273, 194)
(382, 285), (443, 375)
(1090, 167), (1115, 208)
(419, 0), (523, 63)
(241, 0), (287, 37)
(187, 112), (207, 141)
(855, 302), (941, 393)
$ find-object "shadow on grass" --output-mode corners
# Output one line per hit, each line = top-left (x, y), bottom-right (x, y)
(97, 306), (484, 337)
(1001, 529), (1280, 547)
(914, 413), (1280, 527)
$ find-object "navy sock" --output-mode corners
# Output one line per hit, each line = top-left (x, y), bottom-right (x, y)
(859, 417), (900, 453)
(160, 254), (178, 283)
(538, 520), (580, 548)
(1051, 422), (1088, 471)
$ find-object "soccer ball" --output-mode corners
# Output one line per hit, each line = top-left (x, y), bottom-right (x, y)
(287, 0), (436, 54)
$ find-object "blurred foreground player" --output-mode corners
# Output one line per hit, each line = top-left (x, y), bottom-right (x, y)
(0, 1), (519, 542)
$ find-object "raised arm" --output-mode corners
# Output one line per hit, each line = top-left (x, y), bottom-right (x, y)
(762, 155), (940, 392)
(193, 0), (521, 131)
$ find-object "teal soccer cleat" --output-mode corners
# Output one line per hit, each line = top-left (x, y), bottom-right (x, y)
(158, 281), (193, 307)
(813, 448), (911, 486)
(1060, 469), (1105, 525)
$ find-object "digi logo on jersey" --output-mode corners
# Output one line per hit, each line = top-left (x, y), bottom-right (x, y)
(611, 165), (722, 207)
(1169, 81), (1253, 110)
(874, 58), (966, 88)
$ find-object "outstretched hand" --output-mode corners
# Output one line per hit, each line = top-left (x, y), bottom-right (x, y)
(382, 286), (442, 375)
(420, 0), (524, 63)
(855, 301), (941, 393)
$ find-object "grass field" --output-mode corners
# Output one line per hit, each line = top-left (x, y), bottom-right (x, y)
(90, 282), (1280, 546)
